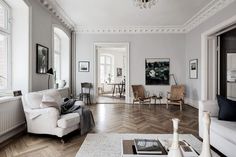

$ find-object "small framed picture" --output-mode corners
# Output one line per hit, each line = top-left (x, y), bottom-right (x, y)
(117, 68), (122, 77)
(36, 44), (49, 74)
(189, 59), (198, 79)
(13, 90), (22, 97)
(79, 61), (90, 72)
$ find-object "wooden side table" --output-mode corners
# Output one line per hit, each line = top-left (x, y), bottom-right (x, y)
(152, 95), (162, 104)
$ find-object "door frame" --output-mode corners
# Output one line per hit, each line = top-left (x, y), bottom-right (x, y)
(93, 42), (130, 103)
(201, 15), (236, 100)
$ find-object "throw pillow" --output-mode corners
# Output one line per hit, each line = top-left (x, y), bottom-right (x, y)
(217, 95), (236, 121)
(40, 95), (60, 110)
(24, 93), (43, 109)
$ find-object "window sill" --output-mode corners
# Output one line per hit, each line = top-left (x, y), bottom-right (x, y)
(0, 96), (21, 104)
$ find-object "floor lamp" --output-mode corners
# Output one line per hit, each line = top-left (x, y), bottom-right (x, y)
(46, 68), (54, 89)
(170, 74), (177, 85)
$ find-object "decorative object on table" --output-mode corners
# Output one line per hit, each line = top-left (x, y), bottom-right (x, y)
(166, 85), (185, 111)
(13, 90), (22, 97)
(170, 74), (177, 85)
(145, 58), (170, 85)
(46, 68), (54, 89)
(58, 80), (66, 88)
(133, 0), (158, 9)
(132, 85), (152, 105)
(117, 68), (122, 77)
(79, 82), (92, 105)
(36, 44), (49, 74)
(79, 61), (90, 72)
(168, 118), (183, 157)
(189, 59), (198, 79)
(134, 139), (165, 155)
(199, 112), (212, 157)
(107, 73), (112, 83)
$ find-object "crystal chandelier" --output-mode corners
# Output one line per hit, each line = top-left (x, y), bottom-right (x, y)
(134, 0), (158, 9)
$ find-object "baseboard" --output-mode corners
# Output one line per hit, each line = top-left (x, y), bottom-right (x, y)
(185, 98), (199, 109)
(0, 123), (26, 144)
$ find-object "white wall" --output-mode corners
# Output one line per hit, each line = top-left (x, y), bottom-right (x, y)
(185, 1), (236, 108)
(29, 0), (72, 92)
(76, 34), (186, 102)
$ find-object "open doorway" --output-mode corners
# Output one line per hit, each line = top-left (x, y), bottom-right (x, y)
(94, 43), (129, 104)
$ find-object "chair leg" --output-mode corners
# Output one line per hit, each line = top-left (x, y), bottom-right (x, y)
(166, 102), (169, 109)
(89, 96), (92, 105)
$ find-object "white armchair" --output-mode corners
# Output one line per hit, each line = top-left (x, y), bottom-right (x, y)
(21, 89), (82, 137)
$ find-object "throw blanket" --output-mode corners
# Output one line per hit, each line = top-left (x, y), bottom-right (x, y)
(60, 99), (95, 135)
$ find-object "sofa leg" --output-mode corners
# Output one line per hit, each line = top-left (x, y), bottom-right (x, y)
(61, 138), (65, 144)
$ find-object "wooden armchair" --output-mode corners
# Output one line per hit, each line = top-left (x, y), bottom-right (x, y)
(132, 85), (151, 105)
(166, 85), (185, 111)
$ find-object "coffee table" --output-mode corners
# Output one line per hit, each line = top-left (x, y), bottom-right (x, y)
(75, 134), (220, 157)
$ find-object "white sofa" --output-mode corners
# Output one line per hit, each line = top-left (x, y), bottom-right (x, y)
(22, 89), (84, 137)
(199, 100), (236, 157)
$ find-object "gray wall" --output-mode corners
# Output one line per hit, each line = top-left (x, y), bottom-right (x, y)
(185, 1), (236, 107)
(76, 34), (186, 101)
(29, 0), (72, 92)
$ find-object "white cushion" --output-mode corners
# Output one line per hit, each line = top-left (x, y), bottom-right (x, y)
(211, 117), (236, 145)
(42, 89), (63, 106)
(40, 95), (60, 109)
(24, 93), (43, 109)
(57, 113), (80, 128)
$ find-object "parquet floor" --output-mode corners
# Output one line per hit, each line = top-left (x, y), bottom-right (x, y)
(0, 103), (198, 157)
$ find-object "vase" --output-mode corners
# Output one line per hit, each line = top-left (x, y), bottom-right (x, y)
(168, 118), (183, 157)
(199, 112), (212, 157)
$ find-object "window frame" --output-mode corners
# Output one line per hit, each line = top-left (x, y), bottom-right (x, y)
(0, 0), (11, 91)
(54, 33), (62, 81)
(99, 54), (114, 83)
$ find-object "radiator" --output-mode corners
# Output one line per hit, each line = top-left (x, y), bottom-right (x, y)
(0, 97), (25, 137)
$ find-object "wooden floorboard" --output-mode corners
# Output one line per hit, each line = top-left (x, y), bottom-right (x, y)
(0, 103), (198, 157)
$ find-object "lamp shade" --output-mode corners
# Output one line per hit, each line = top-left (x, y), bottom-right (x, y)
(46, 68), (54, 75)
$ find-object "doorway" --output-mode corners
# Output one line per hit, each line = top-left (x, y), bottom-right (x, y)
(94, 43), (129, 104)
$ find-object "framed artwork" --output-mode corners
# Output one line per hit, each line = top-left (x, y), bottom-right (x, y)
(117, 68), (122, 77)
(79, 61), (90, 72)
(145, 58), (170, 85)
(36, 44), (49, 74)
(13, 90), (22, 97)
(189, 59), (198, 79)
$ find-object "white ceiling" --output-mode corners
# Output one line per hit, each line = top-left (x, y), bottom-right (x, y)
(55, 0), (212, 27)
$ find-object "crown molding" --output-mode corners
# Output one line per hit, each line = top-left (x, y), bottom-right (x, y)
(38, 0), (76, 31)
(76, 26), (186, 34)
(76, 0), (235, 34)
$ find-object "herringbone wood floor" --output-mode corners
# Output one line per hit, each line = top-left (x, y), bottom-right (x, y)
(0, 104), (198, 157)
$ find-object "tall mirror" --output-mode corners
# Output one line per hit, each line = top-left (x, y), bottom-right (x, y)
(227, 53), (236, 100)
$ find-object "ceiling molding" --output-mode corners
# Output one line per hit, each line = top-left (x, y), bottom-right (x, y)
(38, 0), (76, 31)
(76, 26), (186, 34)
(75, 0), (235, 34)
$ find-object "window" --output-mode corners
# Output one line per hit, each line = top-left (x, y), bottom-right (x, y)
(54, 33), (61, 81)
(100, 55), (114, 83)
(0, 0), (10, 90)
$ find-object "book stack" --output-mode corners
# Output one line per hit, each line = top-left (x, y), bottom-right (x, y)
(134, 139), (166, 155)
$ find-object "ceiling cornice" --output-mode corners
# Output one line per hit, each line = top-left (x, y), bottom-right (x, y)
(76, 0), (235, 34)
(38, 0), (76, 31)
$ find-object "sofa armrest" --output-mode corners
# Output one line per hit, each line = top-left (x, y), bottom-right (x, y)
(24, 107), (59, 120)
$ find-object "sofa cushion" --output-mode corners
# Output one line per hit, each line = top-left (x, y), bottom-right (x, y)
(217, 95), (236, 121)
(42, 89), (63, 106)
(57, 113), (80, 129)
(40, 95), (60, 110)
(211, 117), (236, 145)
(24, 93), (43, 109)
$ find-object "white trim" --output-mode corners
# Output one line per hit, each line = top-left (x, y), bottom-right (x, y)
(93, 42), (130, 103)
(201, 15), (236, 100)
(76, 0), (235, 34)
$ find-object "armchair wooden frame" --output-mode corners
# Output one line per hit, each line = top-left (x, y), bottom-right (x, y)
(166, 85), (185, 111)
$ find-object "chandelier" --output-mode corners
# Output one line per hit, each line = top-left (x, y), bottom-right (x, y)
(134, 0), (158, 9)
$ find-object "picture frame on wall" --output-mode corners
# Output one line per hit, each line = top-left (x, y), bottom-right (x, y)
(189, 59), (198, 79)
(117, 68), (122, 77)
(79, 61), (90, 72)
(145, 58), (170, 85)
(36, 44), (49, 74)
